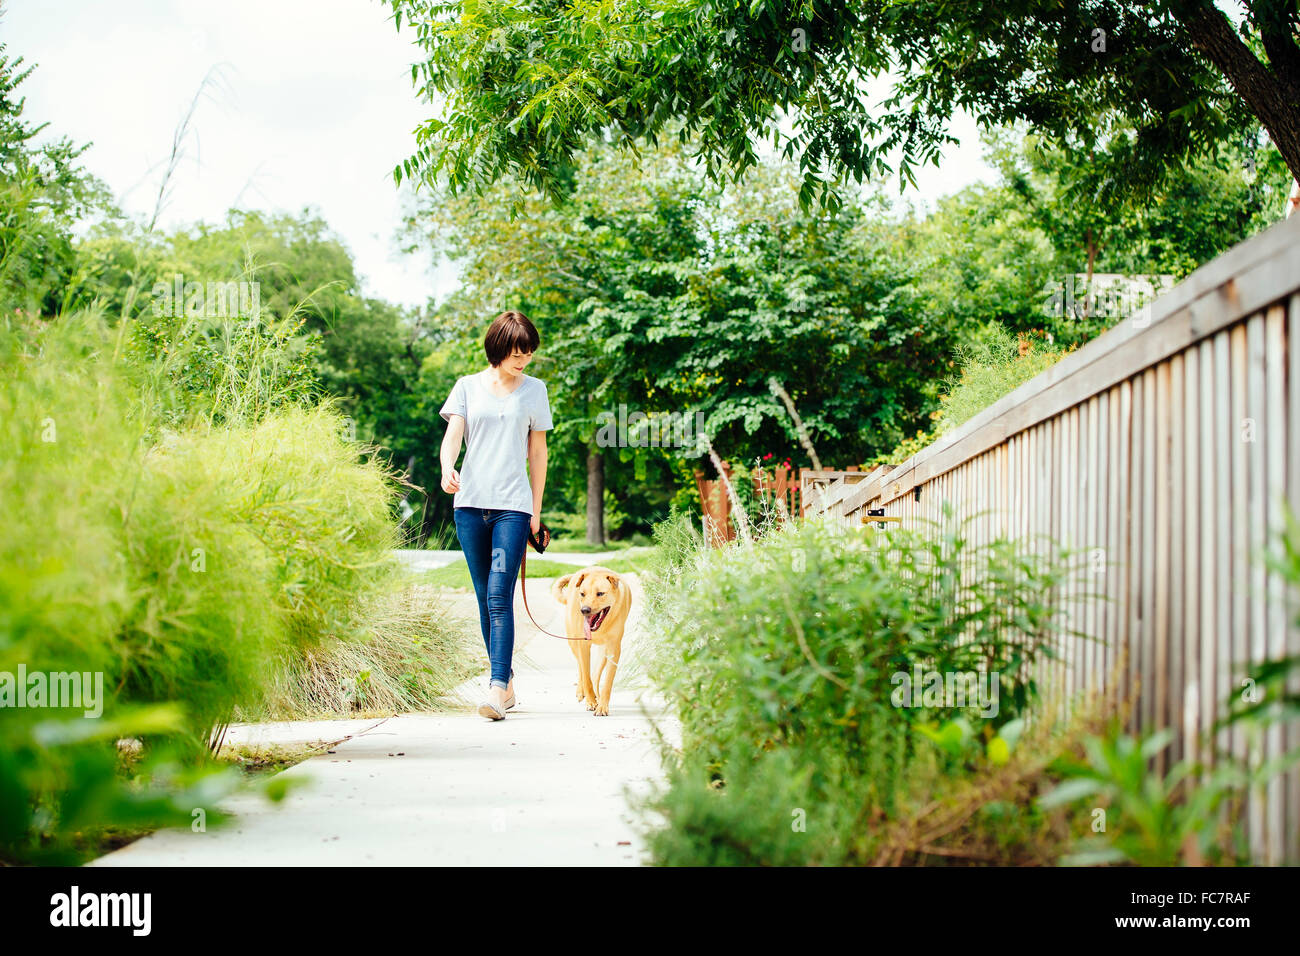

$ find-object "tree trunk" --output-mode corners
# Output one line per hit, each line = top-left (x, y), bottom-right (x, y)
(1174, 1), (1300, 186)
(586, 442), (604, 545)
(405, 454), (429, 548)
(1083, 227), (1096, 321)
(419, 493), (438, 548)
(408, 455), (447, 549)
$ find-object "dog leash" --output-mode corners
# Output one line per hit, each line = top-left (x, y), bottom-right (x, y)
(519, 548), (590, 641)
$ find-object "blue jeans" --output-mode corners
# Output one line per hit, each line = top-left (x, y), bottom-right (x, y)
(453, 507), (532, 690)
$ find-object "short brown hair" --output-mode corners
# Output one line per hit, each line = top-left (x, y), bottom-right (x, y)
(484, 311), (540, 366)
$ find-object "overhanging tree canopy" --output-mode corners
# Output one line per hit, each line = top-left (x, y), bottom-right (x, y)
(385, 0), (1299, 210)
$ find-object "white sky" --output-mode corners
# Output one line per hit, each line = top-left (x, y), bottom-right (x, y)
(5, 0), (997, 307)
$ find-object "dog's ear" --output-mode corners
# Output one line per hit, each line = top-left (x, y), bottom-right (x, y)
(609, 573), (630, 611)
(553, 573), (574, 604)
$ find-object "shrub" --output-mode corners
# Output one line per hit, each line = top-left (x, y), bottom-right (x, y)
(637, 506), (1084, 863)
(934, 323), (1068, 433)
(0, 306), (453, 860)
(3, 311), (405, 734)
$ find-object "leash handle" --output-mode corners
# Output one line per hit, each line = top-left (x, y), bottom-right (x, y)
(519, 549), (590, 641)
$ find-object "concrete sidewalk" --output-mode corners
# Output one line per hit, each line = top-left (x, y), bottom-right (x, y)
(90, 573), (679, 867)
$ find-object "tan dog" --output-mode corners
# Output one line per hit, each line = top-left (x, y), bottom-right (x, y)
(552, 566), (631, 716)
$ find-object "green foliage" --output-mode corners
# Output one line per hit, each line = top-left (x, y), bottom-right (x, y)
(936, 325), (1070, 433)
(1038, 727), (1252, 866)
(639, 746), (862, 866)
(891, 179), (1058, 342)
(917, 715), (1027, 768)
(861, 113), (1284, 471)
(988, 124), (1292, 287)
(387, 0), (881, 210)
(638, 506), (1084, 863)
(979, 122), (1294, 349)
(124, 298), (321, 430)
(0, 43), (117, 314)
(0, 304), (439, 860)
(0, 704), (243, 865)
(868, 324), (1069, 468)
(386, 0), (1295, 209)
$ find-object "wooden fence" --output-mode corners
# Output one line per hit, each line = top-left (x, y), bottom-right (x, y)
(803, 213), (1300, 864)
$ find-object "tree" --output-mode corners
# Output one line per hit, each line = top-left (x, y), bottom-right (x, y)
(74, 209), (442, 540)
(0, 43), (115, 314)
(402, 140), (710, 542)
(385, 0), (1299, 211)
(962, 120), (1292, 344)
(404, 139), (952, 539)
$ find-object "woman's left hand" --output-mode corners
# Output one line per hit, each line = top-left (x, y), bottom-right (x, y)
(530, 513), (540, 536)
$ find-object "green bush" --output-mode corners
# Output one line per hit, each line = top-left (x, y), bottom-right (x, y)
(638, 507), (1083, 863)
(118, 402), (406, 726)
(3, 310), (403, 734)
(0, 306), (455, 861)
(934, 323), (1069, 433)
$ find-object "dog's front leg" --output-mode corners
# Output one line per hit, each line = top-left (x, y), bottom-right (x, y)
(568, 639), (586, 700)
(575, 641), (597, 710)
(594, 640), (620, 716)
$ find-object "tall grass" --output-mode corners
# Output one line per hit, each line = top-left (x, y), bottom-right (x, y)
(0, 303), (470, 862)
(934, 323), (1069, 433)
(256, 583), (477, 718)
(118, 275), (321, 431)
(3, 309), (403, 733)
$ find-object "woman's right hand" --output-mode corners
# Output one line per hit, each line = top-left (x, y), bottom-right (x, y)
(441, 468), (461, 494)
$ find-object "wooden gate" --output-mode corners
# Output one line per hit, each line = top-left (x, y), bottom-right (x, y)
(694, 462), (806, 545)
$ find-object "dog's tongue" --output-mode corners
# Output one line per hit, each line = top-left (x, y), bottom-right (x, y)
(583, 615), (592, 640)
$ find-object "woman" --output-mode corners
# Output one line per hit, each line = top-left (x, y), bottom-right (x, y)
(439, 310), (553, 720)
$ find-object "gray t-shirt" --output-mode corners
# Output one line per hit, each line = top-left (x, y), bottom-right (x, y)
(439, 370), (553, 512)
